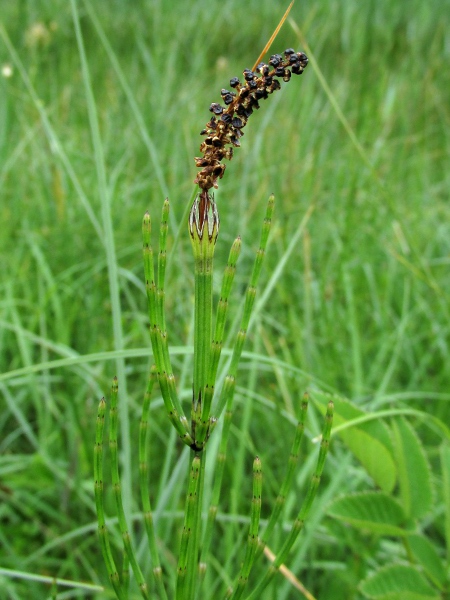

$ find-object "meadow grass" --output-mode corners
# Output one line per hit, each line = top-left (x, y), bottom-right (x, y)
(0, 0), (449, 598)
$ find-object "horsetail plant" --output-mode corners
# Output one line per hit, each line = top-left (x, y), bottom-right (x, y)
(94, 11), (334, 599)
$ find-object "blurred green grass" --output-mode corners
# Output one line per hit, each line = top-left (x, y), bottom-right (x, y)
(0, 0), (449, 598)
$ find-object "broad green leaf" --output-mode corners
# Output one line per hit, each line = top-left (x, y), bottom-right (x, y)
(391, 418), (433, 519)
(312, 390), (396, 492)
(360, 564), (439, 599)
(364, 591), (442, 600)
(340, 429), (396, 493)
(440, 443), (450, 564)
(407, 534), (446, 588)
(328, 491), (414, 536)
(364, 593), (439, 600)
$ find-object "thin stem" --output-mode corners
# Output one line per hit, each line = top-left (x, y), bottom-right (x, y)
(139, 366), (168, 600)
(198, 414), (230, 587)
(176, 456), (201, 600)
(259, 393), (309, 550)
(199, 197), (274, 585)
(109, 379), (150, 599)
(142, 211), (193, 445)
(193, 260), (213, 411)
(228, 331), (261, 552)
(93, 397), (126, 600)
(214, 194), (275, 421)
(158, 201), (191, 436)
(244, 401), (334, 599)
(229, 457), (263, 600)
(157, 199), (169, 332)
(186, 450), (206, 600)
(121, 554), (130, 597)
(203, 237), (242, 419)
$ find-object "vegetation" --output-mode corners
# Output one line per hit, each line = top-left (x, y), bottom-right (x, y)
(0, 0), (449, 598)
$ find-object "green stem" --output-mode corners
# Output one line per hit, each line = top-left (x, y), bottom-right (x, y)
(214, 195), (275, 421)
(198, 416), (230, 588)
(203, 238), (242, 421)
(176, 456), (201, 599)
(229, 457), (263, 600)
(258, 393), (309, 551)
(189, 192), (219, 449)
(121, 555), (130, 597)
(199, 197), (274, 586)
(142, 211), (193, 446)
(139, 367), (169, 600)
(186, 450), (206, 599)
(193, 266), (213, 415)
(157, 199), (169, 333)
(244, 401), (334, 599)
(228, 331), (261, 553)
(93, 397), (126, 600)
(109, 379), (150, 599)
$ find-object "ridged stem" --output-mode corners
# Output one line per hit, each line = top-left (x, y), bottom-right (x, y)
(244, 401), (334, 599)
(198, 197), (274, 585)
(139, 366), (168, 600)
(109, 379), (149, 599)
(93, 397), (126, 600)
(189, 192), (219, 449)
(213, 195), (275, 421)
(203, 237), (242, 420)
(258, 393), (309, 551)
(176, 456), (201, 599)
(186, 450), (206, 599)
(198, 410), (231, 587)
(228, 457), (263, 600)
(143, 210), (193, 446)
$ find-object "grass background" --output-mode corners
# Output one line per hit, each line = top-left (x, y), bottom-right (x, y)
(0, 0), (449, 598)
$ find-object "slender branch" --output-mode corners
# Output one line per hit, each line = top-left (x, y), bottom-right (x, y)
(139, 366), (169, 600)
(142, 211), (193, 445)
(244, 401), (334, 599)
(93, 397), (126, 600)
(157, 199), (169, 333)
(199, 196), (275, 584)
(259, 393), (309, 549)
(198, 414), (230, 586)
(203, 237), (242, 418)
(228, 457), (263, 600)
(109, 379), (150, 599)
(214, 195), (275, 421)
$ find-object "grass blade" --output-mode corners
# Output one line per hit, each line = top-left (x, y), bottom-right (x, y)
(70, 0), (132, 513)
